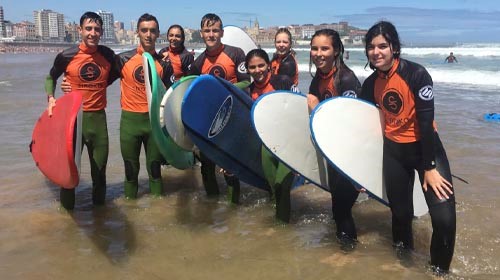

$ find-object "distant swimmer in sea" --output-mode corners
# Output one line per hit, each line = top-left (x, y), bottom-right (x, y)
(445, 52), (458, 63)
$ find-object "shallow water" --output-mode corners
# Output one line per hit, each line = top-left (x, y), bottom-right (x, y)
(0, 52), (499, 279)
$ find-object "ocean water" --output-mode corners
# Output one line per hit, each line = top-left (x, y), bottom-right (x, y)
(0, 44), (499, 279)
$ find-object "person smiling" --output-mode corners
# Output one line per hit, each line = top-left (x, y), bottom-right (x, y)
(187, 13), (250, 203)
(115, 13), (173, 199)
(159, 24), (194, 83)
(360, 21), (456, 275)
(45, 11), (119, 209)
(307, 29), (362, 249)
(271, 28), (299, 86)
(246, 48), (297, 222)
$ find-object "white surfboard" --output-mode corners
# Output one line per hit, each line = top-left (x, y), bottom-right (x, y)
(310, 97), (428, 217)
(222, 25), (258, 55)
(251, 91), (329, 191)
(159, 75), (197, 151)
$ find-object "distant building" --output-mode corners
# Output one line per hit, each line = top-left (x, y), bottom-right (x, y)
(0, 6), (5, 38)
(13, 21), (37, 41)
(97, 10), (116, 44)
(33, 9), (65, 42)
(3, 20), (13, 38)
(65, 22), (80, 43)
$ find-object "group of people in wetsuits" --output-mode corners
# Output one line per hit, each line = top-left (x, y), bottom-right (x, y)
(45, 11), (456, 276)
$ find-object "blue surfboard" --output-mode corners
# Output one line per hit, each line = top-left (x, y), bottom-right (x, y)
(181, 75), (269, 191)
(484, 113), (500, 122)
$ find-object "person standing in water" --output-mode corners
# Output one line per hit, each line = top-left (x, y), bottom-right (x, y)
(187, 13), (250, 203)
(115, 13), (173, 198)
(307, 29), (362, 249)
(45, 11), (118, 209)
(445, 52), (458, 63)
(360, 21), (456, 275)
(246, 48), (298, 222)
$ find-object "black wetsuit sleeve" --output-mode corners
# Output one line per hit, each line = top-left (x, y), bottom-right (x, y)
(359, 73), (377, 104)
(410, 66), (436, 170)
(181, 51), (195, 75)
(98, 45), (119, 85)
(308, 75), (320, 98)
(46, 46), (80, 96)
(234, 48), (251, 82)
(159, 57), (174, 89)
(187, 55), (203, 75)
(337, 67), (361, 97)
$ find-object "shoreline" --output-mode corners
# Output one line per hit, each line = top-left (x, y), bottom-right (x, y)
(2, 41), (468, 55)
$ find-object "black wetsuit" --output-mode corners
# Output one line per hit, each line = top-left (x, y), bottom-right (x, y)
(360, 58), (456, 271)
(309, 65), (362, 240)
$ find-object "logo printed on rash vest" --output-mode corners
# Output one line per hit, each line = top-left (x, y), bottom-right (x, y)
(134, 65), (145, 84)
(208, 95), (233, 138)
(382, 90), (403, 115)
(209, 64), (226, 79)
(418, 85), (434, 101)
(79, 62), (101, 81)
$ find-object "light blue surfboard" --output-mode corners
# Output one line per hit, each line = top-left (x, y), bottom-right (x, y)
(181, 75), (269, 191)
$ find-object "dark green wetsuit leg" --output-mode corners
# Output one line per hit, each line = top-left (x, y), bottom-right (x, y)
(120, 111), (143, 199)
(120, 111), (164, 198)
(261, 146), (293, 223)
(84, 110), (109, 205)
(199, 152), (220, 195)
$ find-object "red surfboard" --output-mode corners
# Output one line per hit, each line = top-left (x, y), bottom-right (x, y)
(30, 91), (83, 189)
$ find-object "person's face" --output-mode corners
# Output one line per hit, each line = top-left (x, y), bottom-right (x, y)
(137, 20), (159, 52)
(367, 34), (394, 71)
(275, 33), (291, 55)
(79, 19), (102, 48)
(310, 34), (336, 73)
(200, 20), (223, 51)
(168, 27), (183, 49)
(247, 56), (269, 83)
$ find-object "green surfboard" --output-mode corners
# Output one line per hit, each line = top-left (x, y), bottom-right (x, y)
(142, 52), (194, 169)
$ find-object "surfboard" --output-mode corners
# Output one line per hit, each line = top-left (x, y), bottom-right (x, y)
(310, 97), (428, 217)
(221, 25), (258, 55)
(251, 91), (329, 192)
(30, 91), (83, 189)
(159, 75), (197, 151)
(181, 75), (269, 191)
(142, 52), (195, 169)
(483, 113), (500, 122)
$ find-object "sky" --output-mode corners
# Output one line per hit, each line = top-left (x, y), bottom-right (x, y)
(2, 0), (500, 44)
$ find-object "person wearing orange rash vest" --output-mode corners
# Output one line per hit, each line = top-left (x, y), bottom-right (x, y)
(115, 13), (173, 199)
(246, 48), (298, 222)
(271, 28), (299, 87)
(45, 12), (119, 210)
(188, 13), (251, 204)
(360, 21), (456, 275)
(159, 24), (194, 84)
(307, 29), (362, 250)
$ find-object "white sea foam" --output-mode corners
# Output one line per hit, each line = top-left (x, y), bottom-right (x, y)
(297, 64), (500, 87)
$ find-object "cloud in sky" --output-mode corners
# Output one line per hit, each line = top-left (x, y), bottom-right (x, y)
(336, 7), (500, 44)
